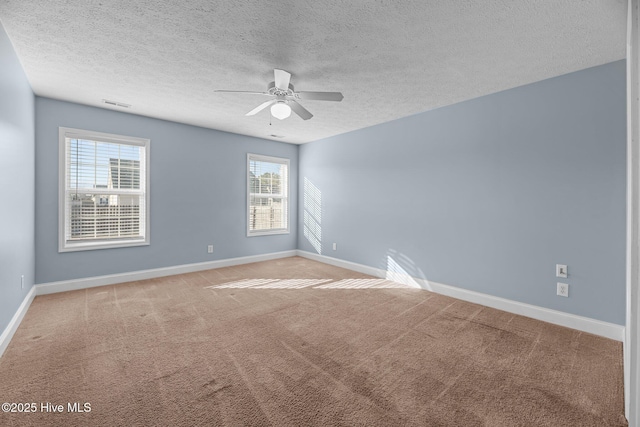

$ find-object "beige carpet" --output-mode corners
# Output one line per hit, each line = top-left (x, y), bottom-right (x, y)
(0, 257), (627, 426)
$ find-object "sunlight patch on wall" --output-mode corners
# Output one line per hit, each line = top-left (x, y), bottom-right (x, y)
(303, 177), (322, 254)
(386, 255), (423, 289)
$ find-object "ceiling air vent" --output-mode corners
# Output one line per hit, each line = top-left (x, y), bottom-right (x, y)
(102, 99), (131, 109)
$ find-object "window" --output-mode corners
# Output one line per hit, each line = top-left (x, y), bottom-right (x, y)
(59, 127), (150, 252)
(247, 154), (289, 236)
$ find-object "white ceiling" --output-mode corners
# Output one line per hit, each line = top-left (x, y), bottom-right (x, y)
(0, 1), (628, 144)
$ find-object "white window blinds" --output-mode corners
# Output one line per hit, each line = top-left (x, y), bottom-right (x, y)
(59, 128), (150, 252)
(247, 154), (289, 235)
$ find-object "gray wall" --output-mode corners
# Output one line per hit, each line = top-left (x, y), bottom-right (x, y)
(0, 24), (35, 332)
(298, 60), (627, 325)
(35, 97), (298, 283)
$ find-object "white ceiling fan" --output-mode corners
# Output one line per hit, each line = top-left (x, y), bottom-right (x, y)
(215, 69), (343, 120)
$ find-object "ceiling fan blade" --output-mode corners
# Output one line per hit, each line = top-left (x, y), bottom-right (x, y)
(289, 100), (313, 120)
(296, 91), (344, 102)
(274, 69), (291, 91)
(246, 99), (276, 116)
(215, 90), (270, 95)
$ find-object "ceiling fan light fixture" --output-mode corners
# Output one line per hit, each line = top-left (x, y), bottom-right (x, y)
(271, 101), (291, 120)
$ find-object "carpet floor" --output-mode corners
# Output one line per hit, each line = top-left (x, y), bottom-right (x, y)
(0, 256), (627, 426)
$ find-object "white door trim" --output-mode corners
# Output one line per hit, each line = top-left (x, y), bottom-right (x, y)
(626, 0), (639, 424)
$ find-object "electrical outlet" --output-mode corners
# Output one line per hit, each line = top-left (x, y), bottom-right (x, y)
(21, 274), (24, 289)
(557, 282), (569, 297)
(207, 245), (214, 253)
(332, 243), (337, 251)
(556, 264), (568, 278)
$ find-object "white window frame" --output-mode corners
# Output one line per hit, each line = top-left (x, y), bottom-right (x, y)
(247, 153), (290, 236)
(58, 127), (150, 252)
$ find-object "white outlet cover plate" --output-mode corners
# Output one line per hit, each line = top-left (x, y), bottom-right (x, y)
(557, 282), (569, 297)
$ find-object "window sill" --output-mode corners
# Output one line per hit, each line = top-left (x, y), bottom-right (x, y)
(59, 239), (150, 253)
(247, 229), (290, 237)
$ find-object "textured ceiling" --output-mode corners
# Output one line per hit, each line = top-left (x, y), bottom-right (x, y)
(0, 1), (628, 144)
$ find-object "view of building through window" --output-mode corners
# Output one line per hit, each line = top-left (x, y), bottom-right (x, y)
(68, 140), (143, 241)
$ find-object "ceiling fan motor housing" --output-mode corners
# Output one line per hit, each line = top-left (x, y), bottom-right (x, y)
(268, 81), (294, 97)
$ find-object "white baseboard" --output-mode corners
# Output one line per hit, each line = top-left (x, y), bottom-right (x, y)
(0, 287), (36, 358)
(35, 250), (298, 295)
(297, 250), (384, 277)
(296, 250), (625, 342)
